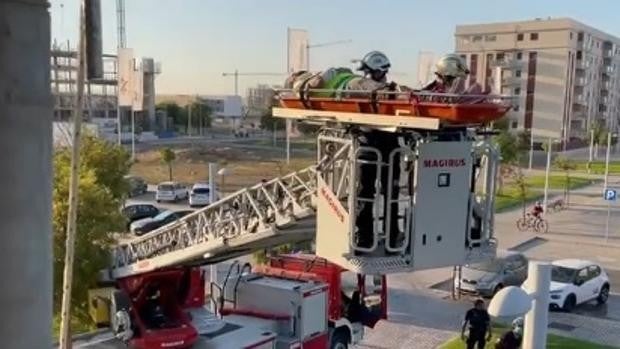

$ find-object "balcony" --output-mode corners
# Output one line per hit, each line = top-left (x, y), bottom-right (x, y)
(602, 81), (612, 90)
(575, 59), (590, 70)
(492, 58), (523, 70)
(501, 76), (521, 86)
(601, 96), (610, 104)
(574, 93), (587, 105)
(604, 48), (614, 58)
(605, 65), (615, 74)
(575, 76), (587, 86)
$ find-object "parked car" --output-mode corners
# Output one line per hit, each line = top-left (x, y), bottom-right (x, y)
(548, 259), (610, 311)
(455, 250), (528, 297)
(189, 183), (218, 207)
(126, 175), (148, 197)
(121, 204), (160, 230)
(155, 181), (188, 202)
(130, 210), (194, 236)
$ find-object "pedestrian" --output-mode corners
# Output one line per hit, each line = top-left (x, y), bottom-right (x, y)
(495, 317), (523, 349)
(461, 298), (492, 349)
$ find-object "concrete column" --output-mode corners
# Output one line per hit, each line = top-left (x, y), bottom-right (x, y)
(0, 0), (53, 348)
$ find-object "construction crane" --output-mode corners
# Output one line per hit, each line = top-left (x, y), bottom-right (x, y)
(221, 70), (286, 96)
(306, 39), (352, 70)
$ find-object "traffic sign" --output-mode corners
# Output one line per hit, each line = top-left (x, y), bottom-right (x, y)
(604, 188), (617, 201)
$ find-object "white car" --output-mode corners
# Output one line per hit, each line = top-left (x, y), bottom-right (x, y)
(548, 259), (610, 311)
(188, 183), (218, 207)
(155, 181), (188, 202)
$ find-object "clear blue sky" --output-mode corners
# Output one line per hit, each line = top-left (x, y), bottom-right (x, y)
(50, 0), (620, 95)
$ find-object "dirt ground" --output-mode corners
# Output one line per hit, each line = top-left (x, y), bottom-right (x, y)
(131, 144), (314, 192)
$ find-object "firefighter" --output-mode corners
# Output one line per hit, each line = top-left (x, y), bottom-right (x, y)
(356, 50), (391, 83)
(423, 53), (471, 93)
(353, 51), (402, 252)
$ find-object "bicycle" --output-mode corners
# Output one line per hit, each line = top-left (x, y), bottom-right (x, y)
(516, 213), (549, 233)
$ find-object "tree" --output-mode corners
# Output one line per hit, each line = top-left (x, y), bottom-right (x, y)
(512, 167), (529, 217)
(156, 102), (187, 129)
(54, 135), (131, 324)
(189, 102), (212, 130)
(160, 147), (176, 181)
(494, 130), (519, 194)
(553, 156), (576, 203)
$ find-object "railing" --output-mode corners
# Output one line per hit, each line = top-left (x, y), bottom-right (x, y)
(110, 166), (319, 278)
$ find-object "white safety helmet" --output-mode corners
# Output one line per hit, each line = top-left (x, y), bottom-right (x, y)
(512, 317), (524, 335)
(358, 51), (391, 74)
(435, 53), (470, 79)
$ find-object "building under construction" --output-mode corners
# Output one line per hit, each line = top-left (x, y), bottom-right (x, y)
(50, 41), (160, 132)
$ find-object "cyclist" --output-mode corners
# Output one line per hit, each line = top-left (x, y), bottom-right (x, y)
(531, 201), (544, 219)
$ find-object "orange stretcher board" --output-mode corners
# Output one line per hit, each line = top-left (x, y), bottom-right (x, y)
(275, 89), (513, 126)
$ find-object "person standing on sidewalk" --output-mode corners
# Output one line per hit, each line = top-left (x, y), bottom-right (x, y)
(461, 298), (492, 349)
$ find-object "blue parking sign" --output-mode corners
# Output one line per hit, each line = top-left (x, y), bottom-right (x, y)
(604, 189), (617, 201)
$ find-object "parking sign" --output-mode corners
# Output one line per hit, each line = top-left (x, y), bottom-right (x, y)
(604, 188), (617, 201)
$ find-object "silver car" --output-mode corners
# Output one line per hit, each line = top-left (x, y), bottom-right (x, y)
(456, 250), (528, 297)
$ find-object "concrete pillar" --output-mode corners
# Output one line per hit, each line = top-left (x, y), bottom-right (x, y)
(0, 1), (53, 348)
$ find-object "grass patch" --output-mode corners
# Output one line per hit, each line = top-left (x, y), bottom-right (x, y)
(439, 326), (618, 349)
(494, 175), (592, 212)
(52, 314), (92, 341)
(526, 175), (592, 190)
(572, 161), (620, 175)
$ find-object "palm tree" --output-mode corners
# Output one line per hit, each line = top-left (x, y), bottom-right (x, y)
(159, 147), (176, 181)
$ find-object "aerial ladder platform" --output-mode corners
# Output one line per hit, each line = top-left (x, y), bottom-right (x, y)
(105, 90), (506, 280)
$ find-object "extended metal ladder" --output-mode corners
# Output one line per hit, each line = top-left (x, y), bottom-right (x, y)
(108, 166), (319, 279)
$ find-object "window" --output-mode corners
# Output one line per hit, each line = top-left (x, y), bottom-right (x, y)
(511, 121), (518, 128)
(576, 51), (582, 60)
(578, 32), (584, 41)
(588, 265), (601, 279)
(576, 268), (591, 283)
(530, 33), (539, 41)
(514, 105), (520, 111)
(570, 32), (573, 40)
(516, 52), (523, 60)
(515, 70), (522, 77)
(517, 33), (524, 41)
(514, 87), (521, 95)
(496, 53), (505, 60)
(485, 35), (497, 42)
(472, 35), (483, 42)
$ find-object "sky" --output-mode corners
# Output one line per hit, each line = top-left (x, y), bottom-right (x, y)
(50, 0), (620, 96)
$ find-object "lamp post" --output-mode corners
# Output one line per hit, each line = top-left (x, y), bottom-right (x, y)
(489, 261), (552, 349)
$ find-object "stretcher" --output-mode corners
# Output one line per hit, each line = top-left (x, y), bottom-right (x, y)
(275, 89), (513, 125)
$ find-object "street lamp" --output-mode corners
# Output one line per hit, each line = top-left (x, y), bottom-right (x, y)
(489, 261), (551, 349)
(543, 138), (561, 215)
(217, 167), (229, 194)
(604, 132), (618, 190)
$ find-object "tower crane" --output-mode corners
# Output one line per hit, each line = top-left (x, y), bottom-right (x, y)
(221, 70), (286, 96)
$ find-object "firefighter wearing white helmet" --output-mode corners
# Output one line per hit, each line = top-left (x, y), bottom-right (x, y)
(357, 51), (391, 83)
(423, 53), (471, 93)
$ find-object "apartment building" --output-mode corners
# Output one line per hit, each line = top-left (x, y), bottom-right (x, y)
(455, 18), (620, 145)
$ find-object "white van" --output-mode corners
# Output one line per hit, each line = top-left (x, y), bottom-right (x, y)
(189, 182), (218, 207)
(155, 181), (188, 202)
